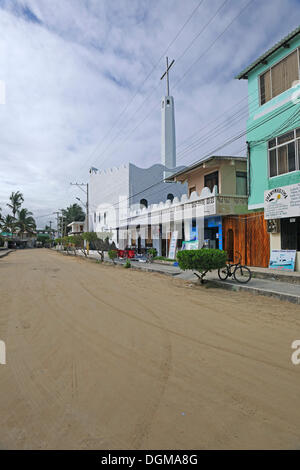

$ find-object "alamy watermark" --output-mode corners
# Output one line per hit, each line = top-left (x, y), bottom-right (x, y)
(291, 340), (300, 365)
(0, 80), (5, 105)
(0, 340), (6, 364)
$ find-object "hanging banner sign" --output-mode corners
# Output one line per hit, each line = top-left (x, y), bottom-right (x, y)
(264, 183), (300, 219)
(168, 231), (178, 259)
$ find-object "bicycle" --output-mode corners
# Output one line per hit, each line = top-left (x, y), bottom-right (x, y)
(218, 251), (252, 284)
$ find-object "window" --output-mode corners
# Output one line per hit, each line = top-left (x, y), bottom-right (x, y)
(204, 171), (218, 193)
(189, 186), (196, 196)
(259, 49), (299, 105)
(281, 217), (300, 251)
(268, 127), (300, 177)
(140, 198), (148, 209)
(98, 214), (101, 222)
(236, 171), (247, 195)
(94, 213), (96, 223)
(104, 212), (107, 224)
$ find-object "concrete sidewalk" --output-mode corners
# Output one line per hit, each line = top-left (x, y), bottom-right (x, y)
(57, 249), (300, 305)
(0, 249), (13, 258)
(127, 260), (300, 304)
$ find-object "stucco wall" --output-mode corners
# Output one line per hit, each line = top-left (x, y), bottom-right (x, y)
(88, 163), (187, 237)
(246, 35), (300, 208)
(185, 159), (247, 196)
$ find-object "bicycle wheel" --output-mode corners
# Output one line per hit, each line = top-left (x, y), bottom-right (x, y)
(218, 266), (229, 280)
(233, 266), (252, 283)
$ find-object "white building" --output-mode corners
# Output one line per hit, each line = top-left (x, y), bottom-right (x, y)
(67, 221), (85, 235)
(88, 162), (187, 249)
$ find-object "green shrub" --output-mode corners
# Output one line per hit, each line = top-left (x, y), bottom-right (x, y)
(108, 249), (118, 264)
(148, 248), (157, 257)
(124, 259), (131, 269)
(154, 256), (176, 262)
(177, 249), (227, 283)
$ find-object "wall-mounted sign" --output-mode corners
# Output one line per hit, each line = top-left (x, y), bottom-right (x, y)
(182, 239), (199, 250)
(269, 250), (296, 271)
(264, 183), (300, 219)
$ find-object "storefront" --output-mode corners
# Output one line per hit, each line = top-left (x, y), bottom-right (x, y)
(204, 216), (223, 250)
(264, 183), (300, 271)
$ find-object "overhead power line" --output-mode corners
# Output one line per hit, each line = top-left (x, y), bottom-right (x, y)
(76, 0), (205, 174)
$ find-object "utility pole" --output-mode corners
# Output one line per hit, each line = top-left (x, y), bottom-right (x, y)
(70, 182), (89, 254)
(53, 211), (62, 238)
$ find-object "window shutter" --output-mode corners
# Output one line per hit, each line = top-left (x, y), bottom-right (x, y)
(260, 69), (271, 104)
(272, 59), (286, 97)
(285, 50), (299, 90)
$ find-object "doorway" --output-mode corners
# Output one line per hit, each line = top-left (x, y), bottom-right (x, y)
(227, 229), (234, 261)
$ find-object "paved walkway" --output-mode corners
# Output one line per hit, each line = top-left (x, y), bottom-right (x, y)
(0, 249), (13, 258)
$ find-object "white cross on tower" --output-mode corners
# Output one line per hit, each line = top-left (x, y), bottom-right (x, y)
(160, 57), (175, 96)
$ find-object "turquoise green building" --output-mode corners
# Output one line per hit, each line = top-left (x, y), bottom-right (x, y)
(236, 26), (300, 271)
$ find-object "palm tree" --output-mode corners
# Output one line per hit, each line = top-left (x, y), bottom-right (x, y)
(61, 203), (85, 225)
(16, 208), (36, 236)
(7, 191), (24, 217)
(61, 203), (85, 235)
(2, 214), (16, 233)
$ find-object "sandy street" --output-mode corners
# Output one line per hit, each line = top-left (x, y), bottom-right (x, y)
(0, 249), (299, 449)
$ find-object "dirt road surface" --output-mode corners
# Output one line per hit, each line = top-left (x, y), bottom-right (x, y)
(0, 249), (300, 449)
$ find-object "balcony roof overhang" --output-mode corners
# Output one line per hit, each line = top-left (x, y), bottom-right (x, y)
(165, 155), (246, 183)
(235, 26), (300, 80)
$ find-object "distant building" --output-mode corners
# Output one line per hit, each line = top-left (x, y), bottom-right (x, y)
(236, 26), (300, 270)
(67, 221), (85, 235)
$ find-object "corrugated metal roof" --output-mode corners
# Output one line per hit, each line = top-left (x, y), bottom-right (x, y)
(235, 25), (300, 80)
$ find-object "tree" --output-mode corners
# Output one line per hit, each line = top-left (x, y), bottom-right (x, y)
(1, 214), (16, 233)
(177, 249), (227, 283)
(16, 208), (36, 235)
(108, 249), (118, 264)
(61, 203), (85, 233)
(7, 191), (24, 217)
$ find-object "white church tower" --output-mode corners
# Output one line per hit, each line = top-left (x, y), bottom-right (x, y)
(160, 57), (176, 179)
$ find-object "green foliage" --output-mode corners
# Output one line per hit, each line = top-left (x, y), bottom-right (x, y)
(1, 214), (16, 233)
(148, 248), (157, 257)
(16, 208), (36, 234)
(71, 234), (84, 248)
(7, 191), (24, 217)
(61, 203), (85, 227)
(177, 249), (227, 281)
(82, 232), (97, 243)
(154, 256), (176, 262)
(124, 259), (131, 269)
(108, 249), (118, 263)
(37, 234), (50, 243)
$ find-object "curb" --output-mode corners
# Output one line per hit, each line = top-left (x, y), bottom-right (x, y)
(206, 279), (300, 305)
(54, 250), (300, 305)
(252, 271), (300, 285)
(0, 249), (14, 259)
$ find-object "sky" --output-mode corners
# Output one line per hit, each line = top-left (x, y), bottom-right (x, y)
(0, 0), (299, 227)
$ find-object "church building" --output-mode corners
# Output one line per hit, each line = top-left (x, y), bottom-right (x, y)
(88, 57), (187, 250)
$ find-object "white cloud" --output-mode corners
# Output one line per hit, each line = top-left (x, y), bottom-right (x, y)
(0, 0), (299, 226)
